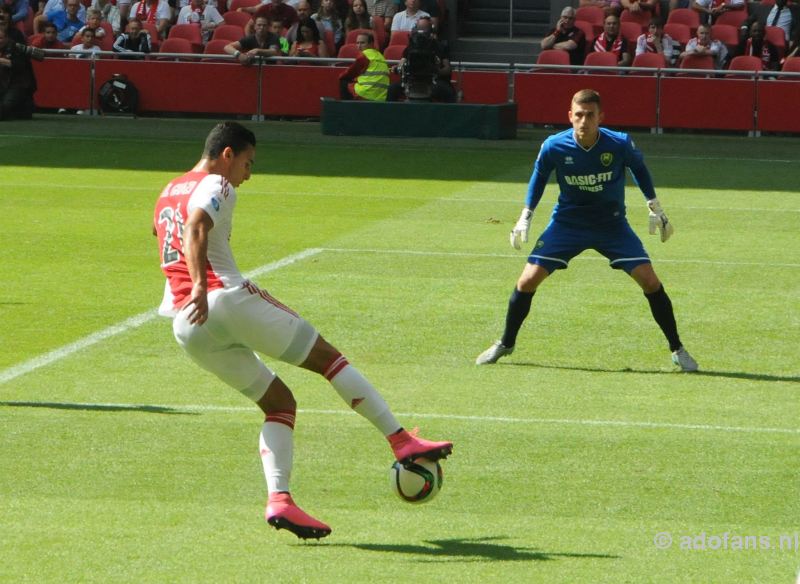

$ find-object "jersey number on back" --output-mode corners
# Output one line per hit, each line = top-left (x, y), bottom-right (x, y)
(158, 205), (186, 266)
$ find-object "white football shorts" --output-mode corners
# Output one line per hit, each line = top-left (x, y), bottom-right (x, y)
(172, 281), (319, 402)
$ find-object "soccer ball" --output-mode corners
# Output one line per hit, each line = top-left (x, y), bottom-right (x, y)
(389, 458), (443, 504)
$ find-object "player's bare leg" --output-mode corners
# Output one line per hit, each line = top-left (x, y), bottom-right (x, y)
(630, 263), (698, 372)
(476, 263), (550, 365)
(300, 336), (453, 463)
(257, 377), (331, 539)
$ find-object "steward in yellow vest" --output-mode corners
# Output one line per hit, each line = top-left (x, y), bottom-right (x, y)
(338, 32), (390, 101)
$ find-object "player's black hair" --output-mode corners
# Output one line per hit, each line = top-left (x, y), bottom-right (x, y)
(203, 122), (256, 159)
(572, 89), (602, 110)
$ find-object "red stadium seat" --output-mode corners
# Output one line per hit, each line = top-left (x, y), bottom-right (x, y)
(345, 27), (372, 45)
(534, 48), (571, 72)
(202, 38), (233, 61)
(575, 5), (604, 35)
(664, 22), (691, 46)
(620, 8), (650, 33)
(383, 43), (405, 61)
(620, 21), (643, 45)
(223, 10), (251, 28)
(388, 30), (409, 47)
(323, 29), (335, 56)
(583, 50), (620, 73)
(667, 8), (699, 35)
(780, 56), (800, 78)
(765, 26), (786, 57)
(337, 42), (360, 59)
(573, 19), (596, 46)
(631, 51), (666, 73)
(726, 55), (762, 76)
(212, 23), (244, 41)
(371, 15), (386, 49)
(711, 23), (739, 52)
(168, 23), (204, 53)
(677, 53), (714, 75)
(156, 37), (195, 59)
(714, 8), (747, 28)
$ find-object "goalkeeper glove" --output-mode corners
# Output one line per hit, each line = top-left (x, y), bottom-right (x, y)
(647, 198), (674, 243)
(510, 208), (533, 250)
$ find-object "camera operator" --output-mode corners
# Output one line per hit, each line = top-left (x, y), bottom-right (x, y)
(0, 26), (44, 120)
(387, 16), (455, 102)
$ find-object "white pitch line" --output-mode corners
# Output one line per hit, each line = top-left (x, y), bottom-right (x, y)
(2, 401), (797, 435)
(321, 247), (800, 269)
(0, 248), (322, 386)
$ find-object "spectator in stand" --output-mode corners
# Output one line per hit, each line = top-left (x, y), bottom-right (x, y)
(47, 0), (84, 43)
(31, 21), (66, 48)
(344, 0), (371, 36)
(390, 0), (428, 32)
(288, 15), (327, 57)
(94, 0), (124, 35)
(681, 23), (727, 68)
(765, 0), (793, 42)
(243, 0), (297, 36)
(339, 31), (388, 100)
(365, 0), (395, 37)
(0, 26), (40, 120)
(129, 0), (170, 39)
(621, 0), (657, 18)
(35, 0), (85, 34)
(0, 4), (26, 44)
(113, 17), (151, 57)
(270, 17), (289, 53)
(285, 0), (323, 44)
(77, 8), (107, 43)
(225, 14), (282, 63)
(70, 26), (100, 55)
(692, 0), (745, 26)
(311, 0), (343, 49)
(592, 13), (631, 66)
(393, 0), (439, 30)
(578, 0), (621, 17)
(635, 17), (677, 64)
(387, 16), (454, 102)
(177, 0), (224, 43)
(737, 20), (780, 70)
(784, 27), (800, 64)
(540, 7), (586, 66)
(6, 0), (28, 28)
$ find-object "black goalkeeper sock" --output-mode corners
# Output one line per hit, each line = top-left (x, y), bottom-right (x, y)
(500, 288), (535, 348)
(645, 284), (682, 352)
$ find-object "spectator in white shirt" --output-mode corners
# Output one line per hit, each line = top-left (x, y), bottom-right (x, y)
(390, 0), (428, 32)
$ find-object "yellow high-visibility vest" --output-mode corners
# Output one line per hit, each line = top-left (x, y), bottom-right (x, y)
(354, 48), (390, 102)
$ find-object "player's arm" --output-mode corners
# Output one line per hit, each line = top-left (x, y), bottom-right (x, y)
(183, 207), (214, 324)
(625, 137), (674, 242)
(510, 141), (553, 249)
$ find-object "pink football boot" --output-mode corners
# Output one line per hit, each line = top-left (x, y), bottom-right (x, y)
(388, 428), (453, 465)
(266, 492), (331, 540)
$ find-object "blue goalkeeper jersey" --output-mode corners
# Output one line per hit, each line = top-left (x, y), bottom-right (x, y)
(525, 127), (656, 227)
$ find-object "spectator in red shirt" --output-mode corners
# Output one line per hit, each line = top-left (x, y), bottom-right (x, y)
(31, 21), (66, 48)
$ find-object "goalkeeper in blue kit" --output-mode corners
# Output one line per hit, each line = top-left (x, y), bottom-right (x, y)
(476, 89), (698, 371)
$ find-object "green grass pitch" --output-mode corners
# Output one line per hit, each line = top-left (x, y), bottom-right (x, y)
(1, 117), (798, 583)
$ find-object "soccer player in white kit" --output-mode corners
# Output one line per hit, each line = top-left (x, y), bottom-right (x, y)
(153, 122), (453, 539)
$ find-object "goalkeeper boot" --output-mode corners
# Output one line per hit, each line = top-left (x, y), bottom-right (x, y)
(388, 428), (453, 465)
(266, 492), (331, 540)
(671, 347), (699, 372)
(475, 340), (514, 365)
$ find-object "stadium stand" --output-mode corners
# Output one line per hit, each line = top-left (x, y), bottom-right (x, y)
(727, 54), (762, 74)
(667, 8), (699, 34)
(620, 8), (650, 33)
(583, 50), (620, 72)
(765, 25), (786, 57)
(157, 37), (195, 59)
(535, 48), (571, 71)
(345, 27), (372, 44)
(677, 53), (714, 75)
(168, 23), (204, 52)
(631, 51), (666, 71)
(212, 23), (244, 41)
(576, 5), (604, 37)
(664, 22), (691, 46)
(383, 43), (405, 60)
(621, 21), (643, 45)
(223, 10), (251, 28)
(337, 42), (360, 58)
(711, 23), (740, 53)
(714, 8), (748, 28)
(388, 30), (409, 46)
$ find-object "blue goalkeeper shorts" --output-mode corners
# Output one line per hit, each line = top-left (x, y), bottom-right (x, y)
(528, 219), (651, 274)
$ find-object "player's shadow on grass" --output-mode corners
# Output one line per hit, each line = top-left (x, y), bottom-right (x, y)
(504, 362), (800, 383)
(329, 536), (619, 563)
(0, 400), (195, 415)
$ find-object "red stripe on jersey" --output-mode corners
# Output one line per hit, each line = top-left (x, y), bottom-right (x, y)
(323, 354), (350, 381)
